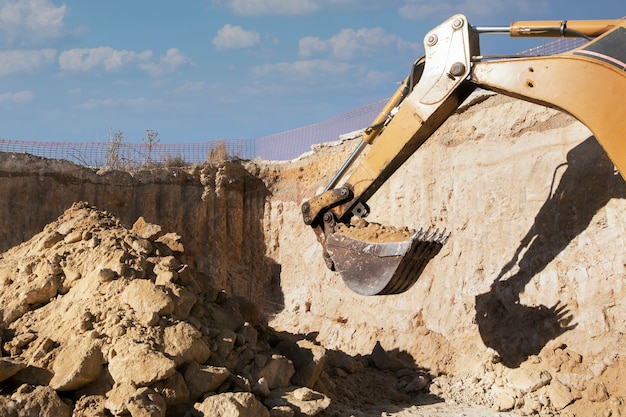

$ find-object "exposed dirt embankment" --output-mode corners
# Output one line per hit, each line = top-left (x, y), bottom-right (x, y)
(0, 156), (278, 308)
(258, 93), (626, 416)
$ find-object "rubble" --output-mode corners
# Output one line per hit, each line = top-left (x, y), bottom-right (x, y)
(0, 203), (330, 416)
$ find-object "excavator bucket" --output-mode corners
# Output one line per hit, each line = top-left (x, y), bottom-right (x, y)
(325, 228), (448, 296)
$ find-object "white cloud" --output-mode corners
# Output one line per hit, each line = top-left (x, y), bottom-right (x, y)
(58, 47), (153, 73)
(398, 1), (446, 19)
(213, 24), (261, 51)
(252, 59), (395, 89)
(212, 0), (389, 16)
(363, 69), (395, 85)
(215, 0), (318, 16)
(0, 48), (56, 75)
(0, 90), (35, 103)
(59, 47), (192, 77)
(172, 81), (208, 94)
(138, 48), (194, 77)
(299, 27), (420, 60)
(298, 36), (327, 58)
(398, 0), (550, 20)
(0, 0), (68, 46)
(254, 59), (355, 80)
(78, 97), (162, 110)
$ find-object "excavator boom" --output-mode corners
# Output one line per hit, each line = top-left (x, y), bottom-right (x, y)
(302, 15), (626, 295)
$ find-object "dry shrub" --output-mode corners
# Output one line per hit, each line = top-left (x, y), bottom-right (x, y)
(207, 140), (229, 162)
(105, 130), (133, 170)
(163, 154), (189, 167)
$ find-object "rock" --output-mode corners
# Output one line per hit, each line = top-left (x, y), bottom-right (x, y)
(151, 371), (190, 406)
(108, 341), (177, 386)
(264, 386), (331, 417)
(21, 268), (60, 305)
(167, 284), (197, 320)
(547, 380), (576, 410)
(126, 387), (167, 417)
(85, 249), (128, 281)
(227, 296), (263, 326)
(211, 303), (245, 333)
(0, 396), (18, 417)
(328, 354), (363, 374)
(556, 372), (589, 392)
(583, 381), (609, 402)
(183, 361), (231, 399)
(74, 366), (115, 398)
(371, 341), (407, 371)
(10, 384), (71, 417)
(217, 328), (237, 357)
(506, 368), (552, 394)
(270, 405), (296, 417)
(120, 279), (175, 324)
(131, 217), (163, 240)
(105, 375), (182, 417)
(10, 365), (53, 386)
(276, 339), (326, 389)
(153, 256), (180, 285)
(64, 230), (83, 244)
(491, 387), (517, 412)
(194, 392), (269, 417)
(519, 393), (543, 415)
(154, 270), (177, 286)
(105, 382), (139, 415)
(49, 340), (104, 391)
(95, 268), (116, 283)
(239, 322), (258, 345)
(0, 358), (26, 382)
(494, 391), (515, 411)
(156, 232), (184, 253)
(254, 355), (295, 390)
(255, 354), (269, 368)
(253, 377), (271, 397)
(229, 373), (252, 392)
(404, 375), (428, 393)
(128, 236), (153, 257)
(72, 395), (108, 417)
(194, 392), (270, 417)
(36, 231), (64, 251)
(163, 322), (211, 366)
(0, 299), (29, 328)
(292, 387), (314, 401)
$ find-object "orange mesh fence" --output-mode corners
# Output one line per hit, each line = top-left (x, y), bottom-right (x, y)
(255, 99), (386, 160)
(0, 139), (256, 168)
(516, 37), (587, 56)
(0, 35), (598, 167)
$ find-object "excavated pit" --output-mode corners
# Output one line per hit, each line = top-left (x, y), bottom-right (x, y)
(0, 93), (625, 416)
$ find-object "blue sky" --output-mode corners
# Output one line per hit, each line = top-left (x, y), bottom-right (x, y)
(0, 0), (623, 144)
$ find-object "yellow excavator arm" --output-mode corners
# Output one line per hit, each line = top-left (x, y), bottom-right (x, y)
(301, 15), (626, 295)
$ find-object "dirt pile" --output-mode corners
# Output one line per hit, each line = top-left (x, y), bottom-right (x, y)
(0, 202), (331, 417)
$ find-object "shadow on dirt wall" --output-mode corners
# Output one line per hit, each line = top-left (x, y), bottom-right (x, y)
(0, 156), (285, 315)
(475, 137), (626, 368)
(269, 330), (444, 415)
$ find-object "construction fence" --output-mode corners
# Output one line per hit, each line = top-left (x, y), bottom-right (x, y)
(0, 99), (386, 168)
(0, 36), (591, 168)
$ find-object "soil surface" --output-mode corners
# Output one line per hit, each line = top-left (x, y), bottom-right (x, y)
(334, 220), (415, 243)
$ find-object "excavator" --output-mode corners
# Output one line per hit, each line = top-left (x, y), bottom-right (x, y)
(301, 15), (626, 296)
